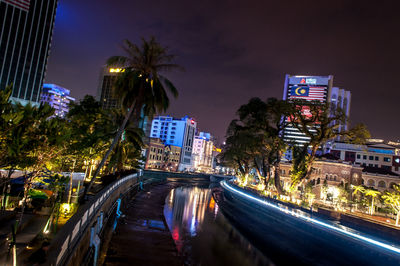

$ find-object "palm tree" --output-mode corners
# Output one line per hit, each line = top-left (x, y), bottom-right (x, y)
(106, 109), (144, 173)
(382, 185), (400, 226)
(352, 185), (365, 197)
(84, 37), (181, 196)
(364, 188), (381, 215)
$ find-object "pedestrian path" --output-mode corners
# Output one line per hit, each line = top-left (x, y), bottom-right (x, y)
(104, 182), (182, 266)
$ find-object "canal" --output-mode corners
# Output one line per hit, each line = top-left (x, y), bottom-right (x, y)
(103, 176), (400, 266)
(163, 185), (271, 266)
(104, 178), (271, 265)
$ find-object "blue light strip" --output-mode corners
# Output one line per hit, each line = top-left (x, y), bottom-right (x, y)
(221, 181), (400, 255)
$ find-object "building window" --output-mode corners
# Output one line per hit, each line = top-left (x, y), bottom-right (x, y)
(363, 155), (367, 160)
(378, 181), (386, 188)
(356, 154), (360, 159)
(369, 156), (374, 160)
(384, 157), (391, 162)
(368, 164), (373, 167)
(375, 156), (379, 161)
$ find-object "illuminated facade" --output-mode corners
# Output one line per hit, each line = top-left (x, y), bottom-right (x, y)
(192, 132), (214, 172)
(0, 0), (58, 105)
(163, 145), (181, 171)
(96, 67), (121, 109)
(41, 84), (75, 118)
(330, 142), (400, 175)
(145, 138), (165, 169)
(150, 115), (197, 171)
(282, 75), (351, 146)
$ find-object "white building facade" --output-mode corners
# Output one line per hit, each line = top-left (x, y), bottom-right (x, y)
(41, 84), (75, 118)
(192, 132), (214, 172)
(150, 115), (197, 171)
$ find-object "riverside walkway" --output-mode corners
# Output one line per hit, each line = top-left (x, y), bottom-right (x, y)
(103, 181), (182, 265)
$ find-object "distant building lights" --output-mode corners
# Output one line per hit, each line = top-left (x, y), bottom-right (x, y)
(109, 68), (125, 73)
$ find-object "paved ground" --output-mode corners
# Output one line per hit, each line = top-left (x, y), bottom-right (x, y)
(104, 182), (182, 266)
(0, 213), (49, 265)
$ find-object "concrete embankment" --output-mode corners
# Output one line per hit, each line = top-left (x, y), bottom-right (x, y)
(218, 182), (400, 266)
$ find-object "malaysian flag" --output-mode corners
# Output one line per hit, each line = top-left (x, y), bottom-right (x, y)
(1, 0), (30, 12)
(289, 86), (326, 102)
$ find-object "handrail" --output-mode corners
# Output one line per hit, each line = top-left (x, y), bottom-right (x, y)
(48, 170), (143, 266)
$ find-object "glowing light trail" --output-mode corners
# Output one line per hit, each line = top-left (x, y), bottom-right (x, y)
(221, 181), (400, 255)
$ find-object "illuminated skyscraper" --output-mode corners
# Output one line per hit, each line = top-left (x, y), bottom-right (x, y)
(41, 83), (75, 118)
(282, 75), (350, 145)
(0, 0), (58, 105)
(96, 66), (121, 109)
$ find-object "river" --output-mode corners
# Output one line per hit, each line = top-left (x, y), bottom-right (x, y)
(163, 185), (272, 266)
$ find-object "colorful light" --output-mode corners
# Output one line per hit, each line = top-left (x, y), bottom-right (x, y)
(221, 181), (400, 255)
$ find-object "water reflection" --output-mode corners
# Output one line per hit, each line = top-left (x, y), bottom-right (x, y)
(164, 186), (272, 266)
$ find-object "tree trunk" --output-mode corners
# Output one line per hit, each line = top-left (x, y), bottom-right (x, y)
(254, 159), (266, 189)
(304, 145), (319, 180)
(273, 151), (283, 194)
(83, 99), (137, 199)
(371, 198), (375, 215)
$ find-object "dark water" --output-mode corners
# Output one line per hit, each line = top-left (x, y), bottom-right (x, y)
(163, 186), (272, 266)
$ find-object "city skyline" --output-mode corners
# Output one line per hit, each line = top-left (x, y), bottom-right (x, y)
(45, 0), (400, 142)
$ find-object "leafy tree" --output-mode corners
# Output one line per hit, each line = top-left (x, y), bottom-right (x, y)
(232, 97), (293, 193)
(382, 185), (400, 226)
(65, 95), (111, 174)
(219, 121), (254, 186)
(289, 100), (370, 187)
(85, 37), (181, 195)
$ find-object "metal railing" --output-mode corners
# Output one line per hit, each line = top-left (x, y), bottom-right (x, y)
(47, 171), (143, 266)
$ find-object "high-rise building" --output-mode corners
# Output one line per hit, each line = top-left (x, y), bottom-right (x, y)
(41, 83), (75, 118)
(282, 75), (350, 145)
(329, 87), (351, 135)
(192, 132), (214, 172)
(150, 115), (197, 171)
(0, 0), (58, 105)
(96, 67), (121, 109)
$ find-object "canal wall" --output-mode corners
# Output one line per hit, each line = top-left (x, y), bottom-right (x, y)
(46, 171), (157, 266)
(219, 181), (400, 265)
(45, 170), (233, 265)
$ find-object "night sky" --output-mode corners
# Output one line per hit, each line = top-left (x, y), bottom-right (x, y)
(46, 0), (400, 143)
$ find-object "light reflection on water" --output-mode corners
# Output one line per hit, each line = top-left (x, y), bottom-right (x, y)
(164, 186), (272, 266)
